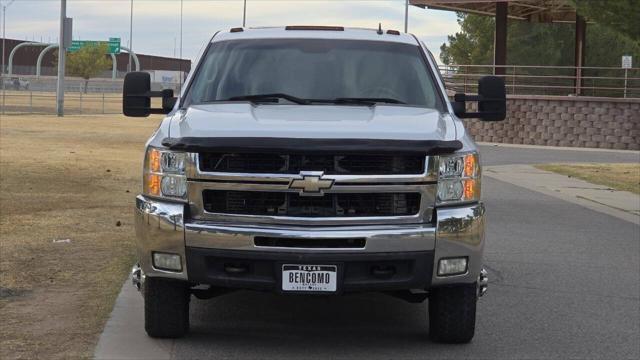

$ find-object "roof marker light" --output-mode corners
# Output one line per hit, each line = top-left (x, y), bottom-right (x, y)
(285, 25), (344, 31)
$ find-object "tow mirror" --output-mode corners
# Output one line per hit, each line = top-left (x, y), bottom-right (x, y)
(123, 72), (177, 117)
(452, 76), (506, 121)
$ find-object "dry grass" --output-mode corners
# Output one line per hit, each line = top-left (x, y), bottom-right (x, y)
(0, 113), (161, 359)
(536, 163), (640, 194)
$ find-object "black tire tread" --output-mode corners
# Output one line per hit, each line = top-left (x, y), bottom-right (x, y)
(428, 283), (477, 343)
(144, 277), (190, 338)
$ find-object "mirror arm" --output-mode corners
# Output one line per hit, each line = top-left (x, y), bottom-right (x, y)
(121, 106), (167, 113)
(455, 94), (503, 103)
(452, 76), (506, 121)
(126, 90), (173, 98)
(149, 108), (170, 114)
(457, 111), (505, 118)
(124, 89), (176, 114)
(453, 93), (506, 119)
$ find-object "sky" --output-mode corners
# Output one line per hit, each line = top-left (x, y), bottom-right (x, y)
(4, 0), (460, 63)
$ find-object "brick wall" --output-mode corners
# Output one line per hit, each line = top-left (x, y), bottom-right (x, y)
(464, 95), (640, 150)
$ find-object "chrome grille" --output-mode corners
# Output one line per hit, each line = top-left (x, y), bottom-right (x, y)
(187, 152), (436, 226)
(203, 190), (420, 217)
(198, 153), (424, 175)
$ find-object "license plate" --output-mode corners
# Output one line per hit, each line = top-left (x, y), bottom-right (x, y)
(282, 264), (337, 292)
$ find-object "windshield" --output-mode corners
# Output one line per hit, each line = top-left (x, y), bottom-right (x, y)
(184, 38), (444, 109)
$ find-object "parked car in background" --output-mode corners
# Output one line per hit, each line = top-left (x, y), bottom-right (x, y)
(8, 77), (30, 90)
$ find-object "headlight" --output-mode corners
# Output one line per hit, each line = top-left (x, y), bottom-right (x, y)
(144, 148), (187, 199)
(437, 152), (480, 205)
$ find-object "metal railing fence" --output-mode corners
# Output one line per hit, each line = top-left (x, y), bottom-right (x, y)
(0, 74), (181, 115)
(439, 64), (639, 99)
(2, 65), (638, 115)
(1, 90), (123, 115)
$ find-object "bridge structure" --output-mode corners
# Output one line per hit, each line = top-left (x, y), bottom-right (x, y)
(6, 41), (140, 79)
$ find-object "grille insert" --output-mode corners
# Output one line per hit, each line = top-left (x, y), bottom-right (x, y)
(254, 237), (366, 249)
(203, 190), (420, 217)
(199, 153), (424, 175)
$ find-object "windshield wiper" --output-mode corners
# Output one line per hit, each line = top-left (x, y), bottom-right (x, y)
(227, 93), (310, 105)
(225, 94), (406, 106)
(309, 97), (406, 106)
(333, 97), (406, 104)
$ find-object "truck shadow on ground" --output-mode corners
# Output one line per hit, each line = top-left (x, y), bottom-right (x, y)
(178, 290), (468, 355)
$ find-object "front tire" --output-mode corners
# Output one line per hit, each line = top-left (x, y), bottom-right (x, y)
(144, 277), (190, 338)
(428, 283), (477, 343)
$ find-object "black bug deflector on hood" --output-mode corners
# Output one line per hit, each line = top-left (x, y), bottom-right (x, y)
(161, 137), (463, 155)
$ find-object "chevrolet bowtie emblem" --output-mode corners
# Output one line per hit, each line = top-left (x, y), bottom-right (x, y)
(289, 171), (334, 196)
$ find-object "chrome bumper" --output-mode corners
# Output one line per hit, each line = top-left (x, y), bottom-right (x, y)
(134, 195), (486, 288)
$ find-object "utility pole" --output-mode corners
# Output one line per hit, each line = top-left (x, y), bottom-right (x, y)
(243, 0), (247, 27)
(179, 0), (183, 84)
(128, 0), (133, 72)
(2, 0), (16, 77)
(56, 0), (67, 117)
(404, 0), (409, 33)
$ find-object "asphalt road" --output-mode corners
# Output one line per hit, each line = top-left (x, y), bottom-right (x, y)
(97, 145), (640, 359)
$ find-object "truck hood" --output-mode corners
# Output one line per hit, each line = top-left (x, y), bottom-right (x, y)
(168, 104), (457, 142)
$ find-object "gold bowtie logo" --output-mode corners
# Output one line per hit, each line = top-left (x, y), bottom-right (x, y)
(289, 172), (334, 196)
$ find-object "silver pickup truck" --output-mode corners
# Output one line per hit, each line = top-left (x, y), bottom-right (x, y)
(124, 26), (506, 343)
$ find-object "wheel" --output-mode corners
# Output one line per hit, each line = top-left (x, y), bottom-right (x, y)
(428, 283), (477, 343)
(144, 277), (190, 338)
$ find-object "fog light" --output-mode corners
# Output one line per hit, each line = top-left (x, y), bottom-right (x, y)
(437, 179), (463, 202)
(152, 252), (182, 271)
(160, 175), (187, 198)
(437, 257), (468, 276)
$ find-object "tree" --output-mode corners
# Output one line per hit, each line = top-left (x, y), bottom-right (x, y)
(570, 0), (640, 43)
(439, 13), (639, 68)
(67, 43), (111, 93)
(440, 13), (494, 66)
(439, 13), (639, 96)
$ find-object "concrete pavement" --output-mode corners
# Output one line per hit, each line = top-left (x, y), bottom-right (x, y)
(95, 146), (640, 359)
(477, 143), (639, 166)
(94, 282), (173, 360)
(485, 164), (640, 224)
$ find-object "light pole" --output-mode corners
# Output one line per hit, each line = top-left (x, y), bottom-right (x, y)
(243, 0), (246, 27)
(179, 0), (183, 84)
(1, 0), (16, 76)
(56, 0), (66, 116)
(128, 0), (133, 72)
(404, 0), (409, 33)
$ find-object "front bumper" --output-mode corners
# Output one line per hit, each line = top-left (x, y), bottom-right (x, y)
(186, 248), (434, 293)
(134, 195), (485, 291)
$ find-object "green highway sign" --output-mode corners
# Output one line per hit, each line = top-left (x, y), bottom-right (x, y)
(108, 38), (121, 54)
(68, 37), (121, 54)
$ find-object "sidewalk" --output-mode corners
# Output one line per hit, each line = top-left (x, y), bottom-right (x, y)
(484, 164), (640, 224)
(94, 282), (174, 360)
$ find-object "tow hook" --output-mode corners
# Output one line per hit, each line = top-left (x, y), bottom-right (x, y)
(131, 263), (142, 291)
(478, 268), (488, 297)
